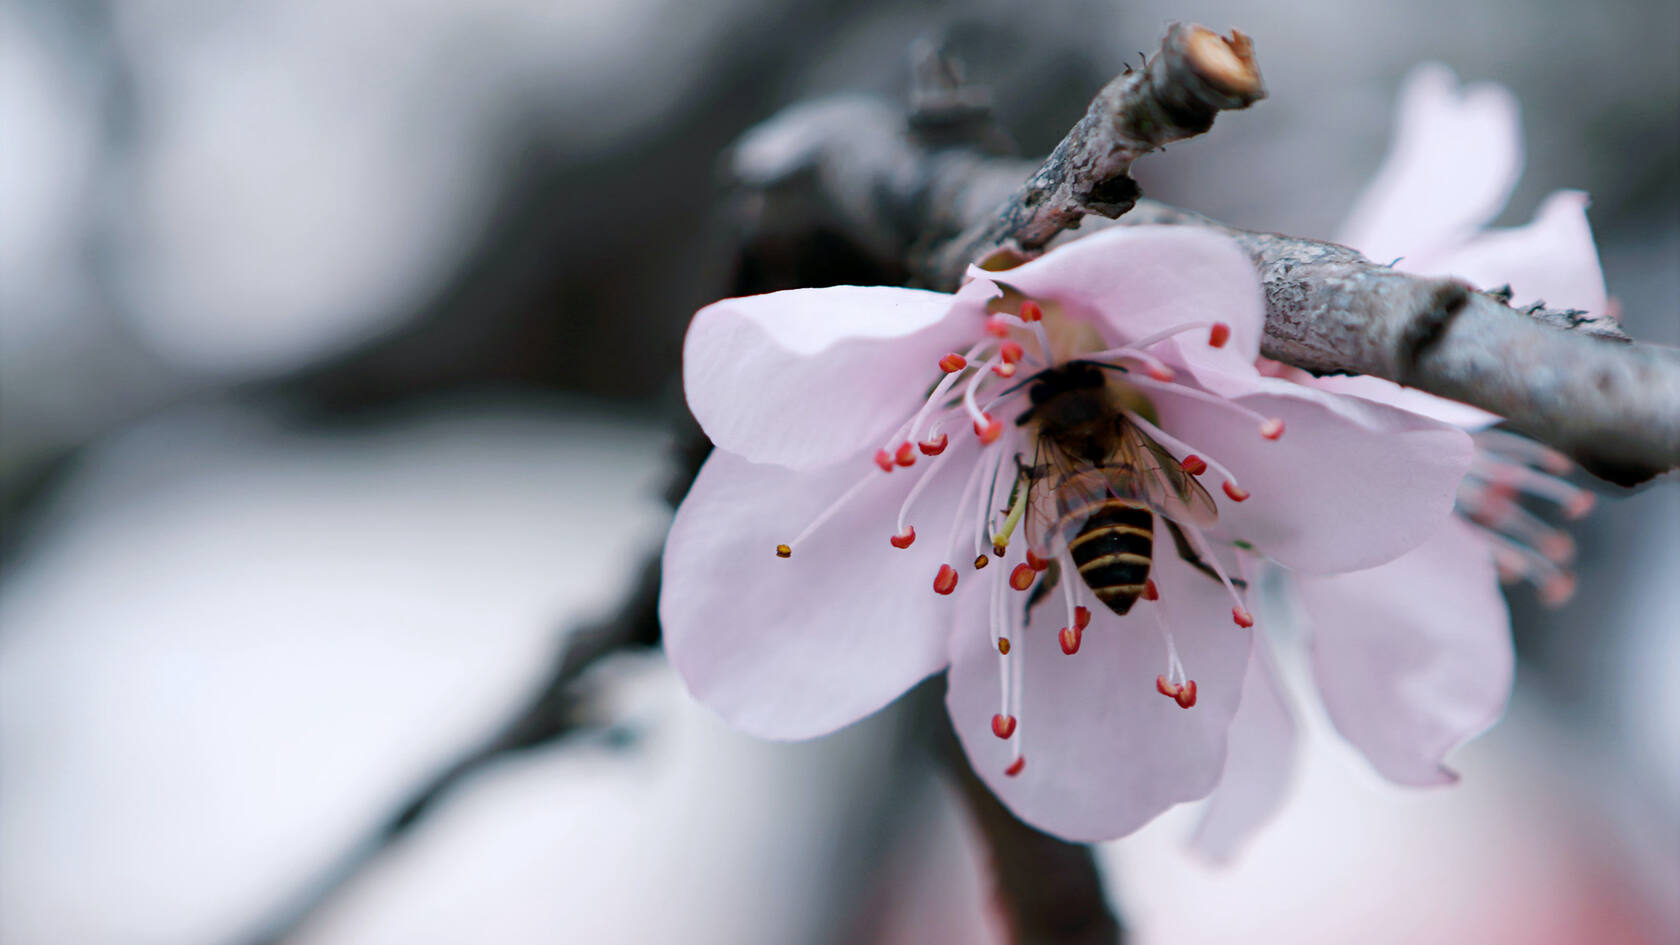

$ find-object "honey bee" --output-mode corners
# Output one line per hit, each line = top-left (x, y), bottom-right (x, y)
(1014, 361), (1222, 615)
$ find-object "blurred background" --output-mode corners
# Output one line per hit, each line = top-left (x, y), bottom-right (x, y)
(1, 0), (1675, 943)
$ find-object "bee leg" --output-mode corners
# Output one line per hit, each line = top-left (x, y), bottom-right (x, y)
(1023, 560), (1062, 623)
(1163, 519), (1248, 590)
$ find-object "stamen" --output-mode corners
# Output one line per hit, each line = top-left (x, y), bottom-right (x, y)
(1222, 481), (1251, 503)
(1466, 520), (1578, 606)
(1474, 428), (1573, 475)
(1148, 603), (1198, 709)
(985, 316), (1012, 338)
(1075, 606), (1091, 630)
(1470, 455), (1595, 519)
(894, 441), (917, 467)
(1009, 563), (1035, 591)
(1142, 578), (1158, 601)
(992, 361), (1018, 378)
(1123, 373), (1281, 437)
(1026, 548), (1051, 571)
(973, 554), (990, 569)
(890, 527), (916, 549)
(1087, 320), (1222, 356)
(1019, 300), (1043, 322)
(1208, 322), (1231, 348)
(1124, 411), (1245, 491)
(1176, 519), (1252, 620)
(939, 353), (969, 373)
(1180, 455), (1208, 476)
(918, 433), (949, 455)
(895, 447), (957, 535)
(783, 473), (879, 552)
(999, 341), (1025, 364)
(992, 714), (1017, 739)
(776, 544), (792, 558)
(933, 564), (959, 595)
(874, 450), (894, 473)
(997, 638), (1012, 655)
(1005, 757), (1026, 777)
(945, 446), (994, 563)
(974, 414), (1003, 443)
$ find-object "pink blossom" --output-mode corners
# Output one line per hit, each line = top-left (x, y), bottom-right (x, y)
(1193, 64), (1607, 860)
(662, 225), (1472, 841)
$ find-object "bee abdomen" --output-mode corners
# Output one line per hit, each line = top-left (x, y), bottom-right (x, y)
(1068, 500), (1153, 616)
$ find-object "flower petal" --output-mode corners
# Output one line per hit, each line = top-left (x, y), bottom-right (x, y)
(1305, 373), (1500, 431)
(662, 444), (976, 739)
(959, 226), (1266, 394)
(1148, 378), (1473, 574)
(1295, 519), (1513, 785)
(684, 286), (975, 469)
(1189, 631), (1296, 863)
(1412, 190), (1609, 315)
(1335, 63), (1522, 265)
(945, 551), (1250, 841)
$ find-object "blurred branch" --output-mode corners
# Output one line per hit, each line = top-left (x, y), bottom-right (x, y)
(938, 695), (1124, 945)
(730, 22), (1680, 485)
(237, 555), (664, 945)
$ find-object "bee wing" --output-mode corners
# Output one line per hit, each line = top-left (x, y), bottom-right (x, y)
(1114, 423), (1220, 529)
(1022, 440), (1114, 554)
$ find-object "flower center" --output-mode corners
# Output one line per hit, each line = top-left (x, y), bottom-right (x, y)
(774, 291), (1284, 777)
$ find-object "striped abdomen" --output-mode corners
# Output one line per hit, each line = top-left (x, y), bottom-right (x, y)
(1067, 499), (1154, 615)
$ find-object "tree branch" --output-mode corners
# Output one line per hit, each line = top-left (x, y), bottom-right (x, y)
(727, 23), (1680, 485)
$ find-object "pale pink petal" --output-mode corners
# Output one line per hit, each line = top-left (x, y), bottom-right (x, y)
(662, 444), (977, 739)
(945, 551), (1250, 841)
(684, 286), (975, 469)
(1189, 630), (1296, 862)
(1335, 63), (1522, 266)
(1148, 378), (1473, 574)
(1296, 518), (1513, 785)
(957, 226), (1266, 395)
(1307, 373), (1501, 430)
(1414, 190), (1609, 315)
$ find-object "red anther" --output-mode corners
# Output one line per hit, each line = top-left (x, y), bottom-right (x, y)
(975, 415), (1002, 444)
(1156, 675), (1181, 699)
(1540, 533), (1575, 565)
(890, 527), (916, 549)
(1147, 363), (1176, 382)
(1208, 322), (1231, 348)
(918, 433), (949, 456)
(1026, 548), (1051, 571)
(991, 714), (1018, 739)
(1004, 756), (1026, 777)
(1142, 578), (1159, 601)
(1232, 607), (1255, 628)
(973, 554), (990, 570)
(894, 441), (917, 467)
(1059, 625), (1082, 655)
(985, 317), (1011, 338)
(1074, 606), (1091, 630)
(1222, 481), (1250, 502)
(999, 341), (1025, 364)
(1540, 573), (1577, 607)
(991, 361), (1018, 378)
(874, 449), (895, 473)
(776, 543), (792, 559)
(1179, 454), (1208, 476)
(1009, 563), (1035, 591)
(933, 564), (959, 595)
(1175, 680), (1199, 709)
(1259, 418), (1286, 440)
(1564, 492), (1595, 520)
(939, 353), (968, 373)
(1019, 300), (1043, 322)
